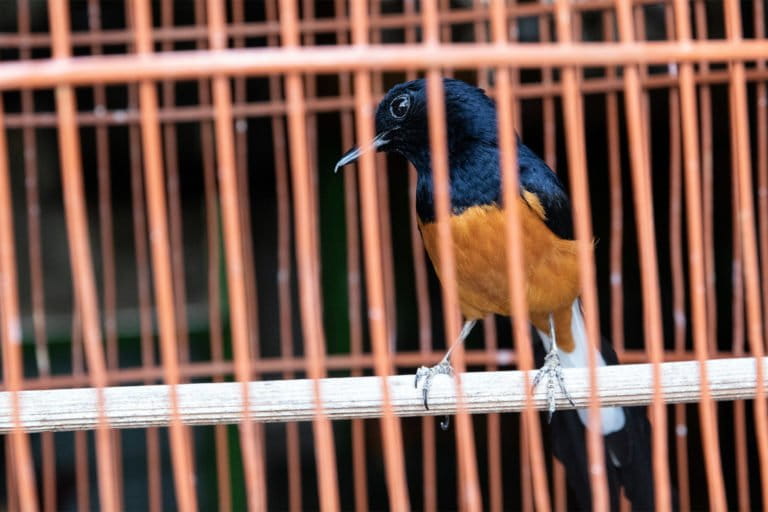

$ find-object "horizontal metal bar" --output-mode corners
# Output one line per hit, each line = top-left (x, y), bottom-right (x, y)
(4, 349), (742, 391)
(3, 96), (357, 127)
(1, 42), (767, 91)
(4, 66), (768, 129)
(0, 0), (673, 49)
(1, 357), (765, 432)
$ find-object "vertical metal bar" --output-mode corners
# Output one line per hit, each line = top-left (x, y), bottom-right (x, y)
(422, 0), (482, 508)
(613, 2), (671, 509)
(69, 305), (90, 512)
(347, 180), (371, 511)
(128, 111), (164, 512)
(332, 1), (367, 509)
(474, 5), (503, 510)
(261, 1), (303, 510)
(723, 0), (768, 503)
(694, 0), (718, 353)
(17, 0), (48, 403)
(279, 0), (342, 509)
(672, 0), (728, 507)
(4, 438), (18, 511)
(0, 92), (40, 512)
(725, 8), (750, 505)
(399, 1), (439, 508)
(17, 0), (56, 509)
(302, 0), (319, 197)
(489, 2), (551, 511)
(755, 0), (768, 354)
(633, 4), (652, 172)
(545, 11), (567, 510)
(116, 11), (161, 512)
(732, 399), (750, 511)
(601, 11), (625, 360)
(553, 0), (610, 508)
(300, 6), (322, 306)
(665, 21), (691, 509)
(39, 416), (55, 510)
(200, 93), (232, 512)
(132, 2), (199, 509)
(229, 0), (262, 381)
(672, 402), (690, 512)
(194, 2), (233, 510)
(412, 159), (439, 512)
(439, 0), (451, 50)
(88, 0), (119, 387)
(228, 0), (267, 502)
(730, 157), (749, 511)
(47, 1), (119, 509)
(348, 0), (411, 509)
(519, 418), (533, 512)
(510, 4), (522, 133)
(670, 120), (693, 512)
(540, 12), (556, 171)
(206, 1), (269, 509)
(552, 460), (567, 512)
(508, 10), (532, 512)
(160, 0), (192, 376)
(483, 317), (503, 512)
(276, 116), (305, 512)
(121, 5), (163, 506)
(341, 96), (368, 512)
(474, 0), (490, 90)
(510, 8), (528, 512)
(367, 0), (399, 356)
(87, 1), (125, 505)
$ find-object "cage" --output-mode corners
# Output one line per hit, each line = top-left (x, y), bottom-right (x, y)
(0, 0), (767, 510)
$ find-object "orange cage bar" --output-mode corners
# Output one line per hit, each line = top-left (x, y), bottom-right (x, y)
(1, 0), (767, 510)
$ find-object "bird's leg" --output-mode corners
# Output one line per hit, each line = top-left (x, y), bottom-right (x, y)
(415, 319), (476, 410)
(532, 313), (576, 422)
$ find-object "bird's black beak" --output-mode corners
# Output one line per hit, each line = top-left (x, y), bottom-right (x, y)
(334, 130), (392, 173)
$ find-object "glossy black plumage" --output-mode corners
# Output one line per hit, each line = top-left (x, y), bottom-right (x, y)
(518, 143), (574, 240)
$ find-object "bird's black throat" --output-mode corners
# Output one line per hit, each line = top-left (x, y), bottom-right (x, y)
(413, 141), (502, 223)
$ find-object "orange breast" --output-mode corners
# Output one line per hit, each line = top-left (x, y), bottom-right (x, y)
(418, 199), (582, 322)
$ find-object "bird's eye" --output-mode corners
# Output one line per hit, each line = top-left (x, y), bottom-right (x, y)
(389, 94), (410, 119)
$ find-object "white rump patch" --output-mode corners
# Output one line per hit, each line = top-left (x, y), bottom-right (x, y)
(536, 300), (626, 434)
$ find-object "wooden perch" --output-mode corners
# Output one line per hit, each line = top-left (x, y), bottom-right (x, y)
(0, 357), (765, 433)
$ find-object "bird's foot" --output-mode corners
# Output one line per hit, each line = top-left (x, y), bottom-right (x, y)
(532, 346), (575, 422)
(414, 359), (454, 410)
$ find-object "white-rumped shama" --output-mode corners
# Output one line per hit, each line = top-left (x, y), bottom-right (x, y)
(335, 78), (657, 510)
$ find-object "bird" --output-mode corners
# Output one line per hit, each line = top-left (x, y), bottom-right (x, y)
(334, 77), (655, 510)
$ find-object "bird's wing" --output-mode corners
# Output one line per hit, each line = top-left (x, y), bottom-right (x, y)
(518, 142), (575, 241)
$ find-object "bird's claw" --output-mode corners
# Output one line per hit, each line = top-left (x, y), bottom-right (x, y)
(414, 359), (454, 410)
(532, 347), (575, 423)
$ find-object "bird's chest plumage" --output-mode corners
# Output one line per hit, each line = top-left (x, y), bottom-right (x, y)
(418, 200), (581, 320)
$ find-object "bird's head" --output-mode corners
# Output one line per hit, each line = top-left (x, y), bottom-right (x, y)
(334, 78), (497, 174)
